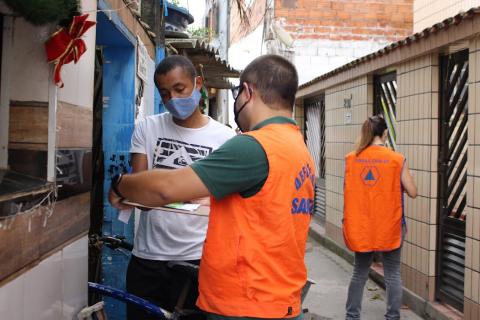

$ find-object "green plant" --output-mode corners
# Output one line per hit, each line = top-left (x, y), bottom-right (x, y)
(188, 27), (216, 41)
(2, 0), (80, 26)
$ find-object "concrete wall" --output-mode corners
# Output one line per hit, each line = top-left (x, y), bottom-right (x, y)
(294, 39), (392, 85)
(227, 24), (265, 127)
(414, 0), (480, 33)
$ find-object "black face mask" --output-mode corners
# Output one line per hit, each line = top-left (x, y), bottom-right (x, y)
(233, 86), (251, 132)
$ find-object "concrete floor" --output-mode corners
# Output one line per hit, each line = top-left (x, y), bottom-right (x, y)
(303, 237), (424, 320)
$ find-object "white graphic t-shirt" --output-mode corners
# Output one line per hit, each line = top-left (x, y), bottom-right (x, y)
(130, 113), (235, 260)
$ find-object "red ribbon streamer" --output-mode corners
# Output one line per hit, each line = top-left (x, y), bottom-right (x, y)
(45, 14), (96, 87)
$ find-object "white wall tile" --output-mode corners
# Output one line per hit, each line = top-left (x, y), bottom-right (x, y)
(23, 251), (63, 320)
(62, 237), (88, 319)
(0, 275), (23, 320)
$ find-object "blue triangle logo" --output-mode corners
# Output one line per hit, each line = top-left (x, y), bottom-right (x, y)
(365, 170), (375, 181)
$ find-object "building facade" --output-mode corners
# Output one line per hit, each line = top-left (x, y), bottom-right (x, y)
(228, 0), (414, 85)
(296, 7), (480, 320)
(275, 0), (414, 84)
(0, 0), (98, 318)
(0, 0), (158, 318)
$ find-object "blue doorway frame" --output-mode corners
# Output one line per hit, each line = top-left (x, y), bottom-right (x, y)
(96, 1), (136, 318)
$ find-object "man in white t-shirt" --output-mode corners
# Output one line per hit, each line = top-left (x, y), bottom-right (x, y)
(126, 55), (234, 320)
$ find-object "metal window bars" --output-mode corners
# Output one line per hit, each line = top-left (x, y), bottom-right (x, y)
(374, 72), (398, 150)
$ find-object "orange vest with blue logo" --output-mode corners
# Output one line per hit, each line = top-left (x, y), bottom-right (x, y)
(343, 145), (405, 252)
(196, 123), (315, 318)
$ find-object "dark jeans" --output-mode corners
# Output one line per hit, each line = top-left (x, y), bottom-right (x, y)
(126, 255), (205, 320)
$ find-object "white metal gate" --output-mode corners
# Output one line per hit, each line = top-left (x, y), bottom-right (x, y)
(304, 95), (326, 223)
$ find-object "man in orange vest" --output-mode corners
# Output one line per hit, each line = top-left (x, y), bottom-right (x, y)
(343, 116), (417, 320)
(109, 54), (315, 320)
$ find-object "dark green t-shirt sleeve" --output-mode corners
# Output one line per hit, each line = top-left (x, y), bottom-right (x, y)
(190, 135), (268, 200)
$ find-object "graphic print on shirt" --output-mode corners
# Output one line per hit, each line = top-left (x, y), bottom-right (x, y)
(153, 138), (213, 169)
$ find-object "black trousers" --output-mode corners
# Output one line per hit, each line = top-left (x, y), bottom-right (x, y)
(126, 255), (205, 320)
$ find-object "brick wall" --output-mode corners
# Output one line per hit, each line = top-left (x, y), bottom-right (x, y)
(275, 0), (413, 84)
(231, 0), (414, 44)
(275, 0), (413, 42)
(229, 1), (414, 84)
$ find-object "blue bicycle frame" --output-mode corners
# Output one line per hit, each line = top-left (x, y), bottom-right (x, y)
(88, 282), (170, 319)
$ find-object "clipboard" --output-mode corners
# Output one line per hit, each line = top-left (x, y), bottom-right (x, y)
(122, 200), (210, 217)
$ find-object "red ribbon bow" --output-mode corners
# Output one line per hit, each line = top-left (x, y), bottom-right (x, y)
(45, 14), (96, 87)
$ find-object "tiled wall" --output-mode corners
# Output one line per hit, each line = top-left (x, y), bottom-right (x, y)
(319, 47), (480, 315)
(413, 0), (480, 33)
(395, 54), (439, 301)
(0, 236), (88, 320)
(464, 38), (480, 320)
(323, 76), (372, 246)
(295, 99), (305, 136)
(320, 54), (442, 302)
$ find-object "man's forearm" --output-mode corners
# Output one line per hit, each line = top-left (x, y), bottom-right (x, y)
(111, 166), (210, 209)
(117, 169), (172, 207)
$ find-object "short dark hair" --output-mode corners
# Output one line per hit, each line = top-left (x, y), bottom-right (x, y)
(240, 54), (298, 109)
(154, 55), (197, 87)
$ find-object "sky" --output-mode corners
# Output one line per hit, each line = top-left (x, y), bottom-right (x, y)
(176, 0), (206, 28)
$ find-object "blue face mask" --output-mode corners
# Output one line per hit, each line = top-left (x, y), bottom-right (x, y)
(164, 83), (202, 120)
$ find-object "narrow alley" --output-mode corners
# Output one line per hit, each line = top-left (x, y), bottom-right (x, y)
(304, 237), (422, 320)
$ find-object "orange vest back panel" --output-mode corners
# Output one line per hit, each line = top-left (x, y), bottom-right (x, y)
(343, 145), (404, 252)
(197, 123), (315, 318)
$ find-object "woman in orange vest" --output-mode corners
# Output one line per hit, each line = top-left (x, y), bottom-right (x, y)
(343, 116), (417, 320)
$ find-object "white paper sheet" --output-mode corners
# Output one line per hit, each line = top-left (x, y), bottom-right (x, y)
(118, 209), (132, 224)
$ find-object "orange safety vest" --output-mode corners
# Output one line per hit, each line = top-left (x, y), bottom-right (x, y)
(197, 123), (315, 318)
(343, 145), (405, 252)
